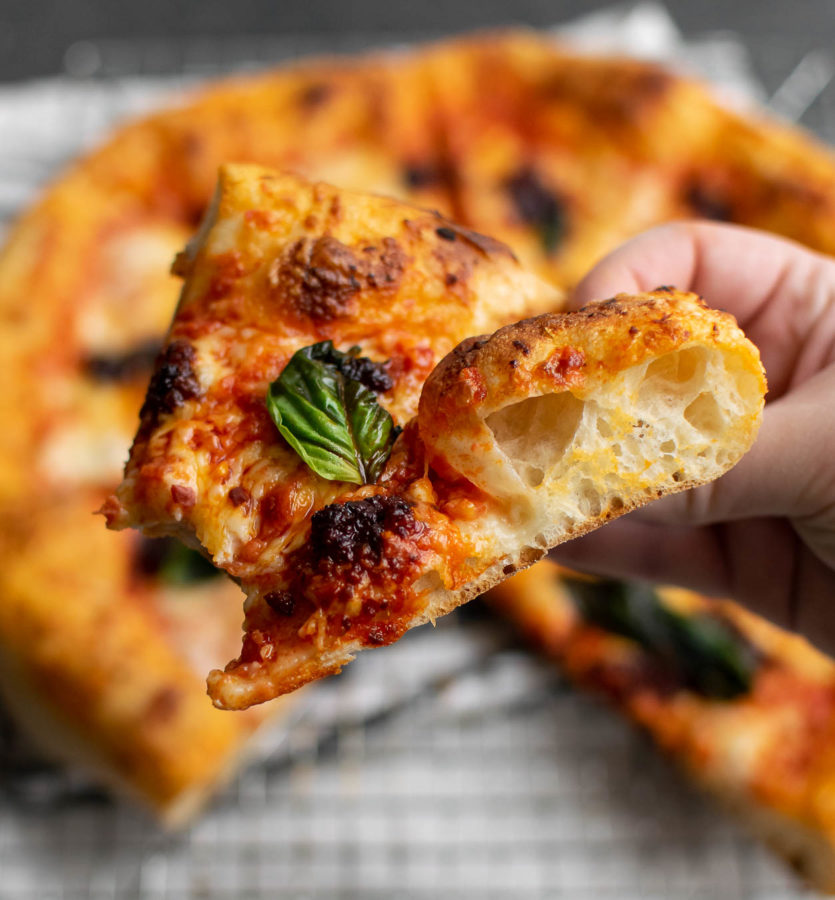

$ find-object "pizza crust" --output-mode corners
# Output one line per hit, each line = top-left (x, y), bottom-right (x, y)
(420, 289), (764, 545)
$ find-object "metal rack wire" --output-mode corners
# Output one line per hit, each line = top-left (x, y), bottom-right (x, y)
(0, 8), (832, 897)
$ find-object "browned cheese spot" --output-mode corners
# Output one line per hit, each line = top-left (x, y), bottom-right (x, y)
(268, 235), (407, 322)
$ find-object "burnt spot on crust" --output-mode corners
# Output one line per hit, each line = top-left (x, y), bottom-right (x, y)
(512, 338), (531, 356)
(140, 340), (201, 426)
(447, 336), (490, 371)
(309, 495), (419, 568)
(269, 235), (407, 322)
(82, 337), (162, 383)
(436, 226), (457, 241)
(504, 168), (566, 255)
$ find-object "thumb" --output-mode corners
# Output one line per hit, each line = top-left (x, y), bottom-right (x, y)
(636, 364), (835, 568)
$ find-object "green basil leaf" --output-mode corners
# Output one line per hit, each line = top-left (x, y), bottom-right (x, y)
(657, 605), (759, 700)
(267, 341), (397, 484)
(569, 578), (759, 700)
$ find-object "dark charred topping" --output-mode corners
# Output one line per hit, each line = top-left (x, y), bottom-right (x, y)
(512, 339), (531, 356)
(684, 179), (732, 221)
(265, 591), (297, 617)
(82, 337), (162, 383)
(140, 340), (201, 425)
(298, 82), (333, 109)
(269, 235), (407, 322)
(504, 167), (566, 255)
(309, 495), (419, 568)
(654, 285), (675, 293)
(228, 486), (250, 507)
(435, 226), (457, 241)
(335, 353), (393, 394)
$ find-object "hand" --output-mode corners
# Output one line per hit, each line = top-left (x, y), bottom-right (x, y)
(552, 221), (835, 653)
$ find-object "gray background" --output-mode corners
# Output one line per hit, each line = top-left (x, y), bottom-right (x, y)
(1, 0), (834, 82)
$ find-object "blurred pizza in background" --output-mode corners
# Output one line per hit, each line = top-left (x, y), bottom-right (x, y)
(2, 31), (835, 883)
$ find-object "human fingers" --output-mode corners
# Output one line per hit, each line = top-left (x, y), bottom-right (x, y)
(571, 222), (835, 399)
(550, 515), (728, 595)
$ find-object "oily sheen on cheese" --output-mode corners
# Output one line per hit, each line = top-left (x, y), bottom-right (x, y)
(108, 164), (765, 710)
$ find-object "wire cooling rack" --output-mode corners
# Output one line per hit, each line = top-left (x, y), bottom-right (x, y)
(1, 5), (833, 897)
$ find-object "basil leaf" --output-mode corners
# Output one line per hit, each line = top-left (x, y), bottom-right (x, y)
(504, 168), (566, 256)
(657, 605), (758, 700)
(569, 578), (759, 700)
(267, 341), (396, 484)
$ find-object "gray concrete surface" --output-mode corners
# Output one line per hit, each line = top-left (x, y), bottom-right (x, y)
(0, 0), (833, 82)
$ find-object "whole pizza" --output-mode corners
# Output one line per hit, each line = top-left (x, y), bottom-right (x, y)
(3, 27), (835, 887)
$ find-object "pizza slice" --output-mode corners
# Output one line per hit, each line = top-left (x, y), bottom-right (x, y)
(105, 164), (765, 710)
(488, 561), (835, 894)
